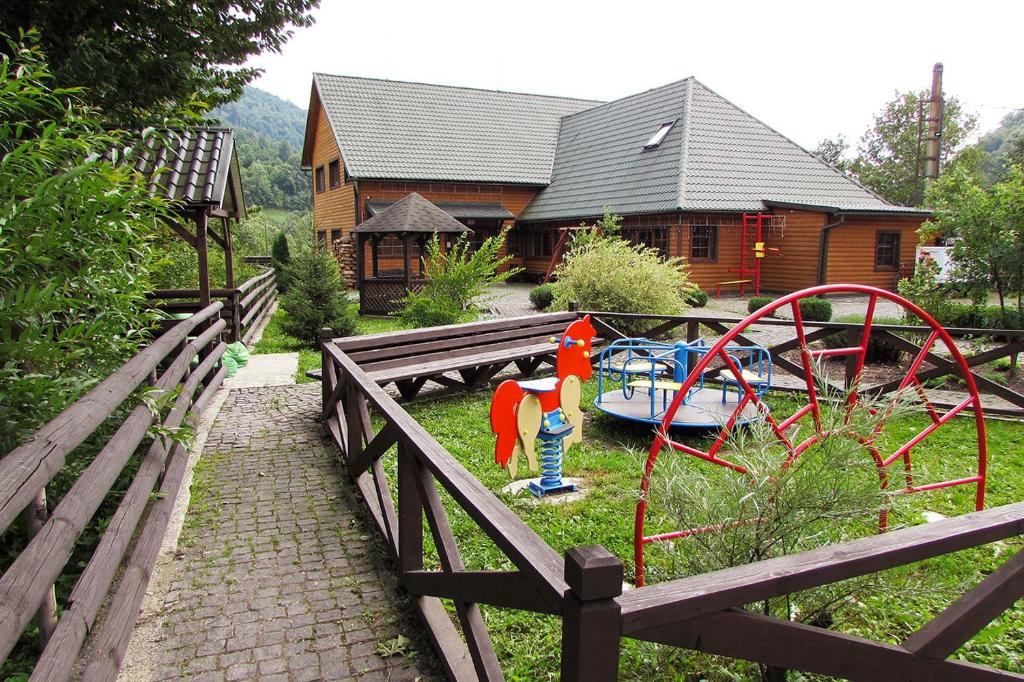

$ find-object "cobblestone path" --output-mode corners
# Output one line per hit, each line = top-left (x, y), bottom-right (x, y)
(149, 384), (438, 681)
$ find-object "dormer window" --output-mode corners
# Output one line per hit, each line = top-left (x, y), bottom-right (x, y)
(644, 120), (676, 149)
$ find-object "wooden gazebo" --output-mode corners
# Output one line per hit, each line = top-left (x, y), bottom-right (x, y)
(354, 192), (469, 314)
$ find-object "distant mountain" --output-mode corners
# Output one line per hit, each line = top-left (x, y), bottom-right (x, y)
(959, 108), (1024, 183)
(212, 87), (310, 211)
(215, 86), (307, 149)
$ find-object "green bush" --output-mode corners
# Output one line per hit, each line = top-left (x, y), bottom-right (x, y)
(280, 246), (356, 345)
(824, 316), (904, 363)
(529, 283), (555, 311)
(686, 290), (709, 308)
(550, 233), (697, 336)
(748, 296), (775, 314)
(799, 297), (833, 322)
(399, 228), (519, 328)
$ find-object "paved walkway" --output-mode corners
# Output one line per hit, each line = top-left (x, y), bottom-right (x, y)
(145, 384), (438, 681)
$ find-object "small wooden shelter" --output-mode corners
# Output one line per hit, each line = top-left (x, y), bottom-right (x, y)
(133, 127), (248, 339)
(353, 192), (469, 314)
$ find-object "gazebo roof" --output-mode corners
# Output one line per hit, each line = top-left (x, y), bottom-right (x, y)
(353, 192), (470, 234)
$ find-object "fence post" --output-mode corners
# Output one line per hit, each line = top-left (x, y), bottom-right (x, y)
(230, 288), (242, 344)
(24, 490), (58, 646)
(845, 326), (860, 391)
(320, 328), (335, 409)
(569, 300), (579, 314)
(561, 545), (622, 681)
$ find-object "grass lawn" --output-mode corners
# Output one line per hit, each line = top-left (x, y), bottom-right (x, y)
(251, 307), (404, 382)
(384, 377), (1024, 679)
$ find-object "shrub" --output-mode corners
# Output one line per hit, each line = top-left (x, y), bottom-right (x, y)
(529, 283), (555, 311)
(824, 315), (904, 363)
(748, 296), (775, 315)
(280, 246), (356, 345)
(551, 234), (697, 336)
(799, 297), (833, 322)
(399, 228), (519, 328)
(686, 290), (709, 308)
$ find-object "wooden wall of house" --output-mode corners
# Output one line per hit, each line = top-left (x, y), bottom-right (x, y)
(759, 209), (825, 292)
(825, 215), (922, 290)
(310, 97), (356, 245)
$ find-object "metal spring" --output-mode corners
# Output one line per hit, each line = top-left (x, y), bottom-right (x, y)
(538, 434), (564, 488)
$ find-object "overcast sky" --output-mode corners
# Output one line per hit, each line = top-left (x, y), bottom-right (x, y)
(247, 0), (1021, 152)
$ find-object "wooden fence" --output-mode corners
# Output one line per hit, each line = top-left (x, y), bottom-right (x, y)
(148, 267), (277, 345)
(320, 313), (1024, 681)
(0, 304), (227, 681)
(584, 310), (1024, 417)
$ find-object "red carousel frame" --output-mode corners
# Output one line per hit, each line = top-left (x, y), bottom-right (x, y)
(634, 284), (989, 586)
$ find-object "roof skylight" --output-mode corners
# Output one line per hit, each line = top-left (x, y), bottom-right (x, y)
(644, 120), (676, 149)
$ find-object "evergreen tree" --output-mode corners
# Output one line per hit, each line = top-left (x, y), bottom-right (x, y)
(280, 247), (356, 345)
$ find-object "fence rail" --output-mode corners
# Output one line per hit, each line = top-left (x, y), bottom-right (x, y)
(584, 310), (1024, 417)
(0, 304), (227, 680)
(321, 311), (1024, 680)
(148, 267), (277, 345)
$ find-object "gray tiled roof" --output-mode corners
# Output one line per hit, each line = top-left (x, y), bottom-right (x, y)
(519, 78), (918, 221)
(353, 192), (470, 234)
(312, 74), (601, 184)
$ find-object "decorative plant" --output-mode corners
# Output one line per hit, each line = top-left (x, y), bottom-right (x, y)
(399, 227), (519, 328)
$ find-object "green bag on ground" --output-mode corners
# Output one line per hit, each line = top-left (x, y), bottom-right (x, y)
(225, 342), (250, 367)
(222, 353), (239, 378)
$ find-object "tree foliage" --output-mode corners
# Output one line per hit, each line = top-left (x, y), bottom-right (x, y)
(0, 1), (318, 125)
(280, 244), (356, 345)
(850, 90), (977, 206)
(0, 36), (170, 455)
(923, 164), (1024, 322)
(813, 134), (851, 173)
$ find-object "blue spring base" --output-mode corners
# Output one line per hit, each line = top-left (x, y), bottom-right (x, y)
(527, 479), (577, 498)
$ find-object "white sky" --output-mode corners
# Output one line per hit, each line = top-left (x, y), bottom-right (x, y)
(247, 0), (1022, 152)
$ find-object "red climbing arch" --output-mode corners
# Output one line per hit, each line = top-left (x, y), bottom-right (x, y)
(634, 284), (988, 586)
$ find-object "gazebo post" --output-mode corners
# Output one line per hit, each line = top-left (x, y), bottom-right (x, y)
(402, 233), (412, 289)
(356, 232), (367, 315)
(222, 216), (240, 343)
(370, 235), (379, 278)
(195, 209), (211, 360)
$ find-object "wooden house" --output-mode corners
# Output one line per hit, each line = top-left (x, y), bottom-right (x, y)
(301, 74), (928, 295)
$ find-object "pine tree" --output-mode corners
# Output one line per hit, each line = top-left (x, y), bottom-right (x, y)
(280, 247), (356, 345)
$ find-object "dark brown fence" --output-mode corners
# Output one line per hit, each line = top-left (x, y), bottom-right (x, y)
(585, 311), (1024, 417)
(0, 304), (227, 681)
(321, 314), (1024, 681)
(148, 267), (277, 345)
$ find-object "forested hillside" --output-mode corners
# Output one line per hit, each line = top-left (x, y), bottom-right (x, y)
(213, 87), (310, 211)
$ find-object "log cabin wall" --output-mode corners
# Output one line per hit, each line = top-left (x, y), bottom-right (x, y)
(310, 95), (356, 247)
(825, 215), (922, 290)
(758, 209), (826, 292)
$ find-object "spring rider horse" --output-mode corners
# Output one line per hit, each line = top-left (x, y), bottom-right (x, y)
(489, 316), (596, 497)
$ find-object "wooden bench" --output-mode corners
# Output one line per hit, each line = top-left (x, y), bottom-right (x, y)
(714, 279), (753, 297)
(322, 311), (586, 399)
